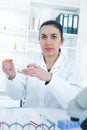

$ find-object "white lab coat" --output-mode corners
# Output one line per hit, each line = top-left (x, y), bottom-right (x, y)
(5, 52), (83, 109)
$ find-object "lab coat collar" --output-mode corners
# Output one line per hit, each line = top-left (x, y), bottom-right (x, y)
(39, 52), (65, 70)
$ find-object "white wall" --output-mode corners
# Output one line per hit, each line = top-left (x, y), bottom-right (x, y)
(76, 0), (87, 82)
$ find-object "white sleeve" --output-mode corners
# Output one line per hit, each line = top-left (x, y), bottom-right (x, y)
(5, 73), (27, 100)
(47, 73), (83, 109)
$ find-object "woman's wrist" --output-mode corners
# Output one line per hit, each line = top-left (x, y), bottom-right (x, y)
(8, 74), (16, 80)
(6, 73), (16, 80)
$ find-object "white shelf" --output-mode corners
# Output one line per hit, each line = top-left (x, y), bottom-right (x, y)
(28, 29), (39, 35)
(0, 47), (26, 52)
(61, 46), (76, 50)
(30, 1), (80, 12)
(63, 33), (78, 40)
(29, 29), (78, 39)
(0, 5), (29, 12)
(0, 29), (28, 36)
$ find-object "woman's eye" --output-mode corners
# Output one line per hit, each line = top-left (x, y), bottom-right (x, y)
(41, 35), (46, 39)
(52, 35), (57, 39)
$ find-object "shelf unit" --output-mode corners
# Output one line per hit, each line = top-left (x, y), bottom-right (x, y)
(27, 0), (80, 61)
(0, 4), (30, 71)
(0, 0), (80, 98)
(0, 2), (30, 100)
(0, 0), (80, 69)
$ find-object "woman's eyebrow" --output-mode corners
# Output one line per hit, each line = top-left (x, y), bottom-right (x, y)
(40, 33), (59, 35)
(51, 33), (59, 36)
(40, 34), (46, 35)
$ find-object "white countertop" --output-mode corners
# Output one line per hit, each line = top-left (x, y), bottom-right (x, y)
(0, 107), (82, 130)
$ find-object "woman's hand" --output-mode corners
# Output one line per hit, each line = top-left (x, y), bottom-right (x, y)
(2, 59), (16, 80)
(21, 63), (52, 82)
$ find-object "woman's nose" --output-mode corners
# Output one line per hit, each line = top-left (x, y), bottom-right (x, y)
(45, 37), (52, 44)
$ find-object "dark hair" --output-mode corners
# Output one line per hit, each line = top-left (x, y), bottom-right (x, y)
(39, 20), (63, 38)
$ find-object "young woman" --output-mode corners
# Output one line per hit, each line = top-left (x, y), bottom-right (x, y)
(2, 20), (83, 109)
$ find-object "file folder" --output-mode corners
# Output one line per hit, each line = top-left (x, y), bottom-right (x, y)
(67, 14), (73, 34)
(55, 13), (64, 29)
(72, 15), (79, 34)
(63, 14), (68, 33)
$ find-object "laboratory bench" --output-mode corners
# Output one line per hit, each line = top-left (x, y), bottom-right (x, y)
(0, 107), (82, 130)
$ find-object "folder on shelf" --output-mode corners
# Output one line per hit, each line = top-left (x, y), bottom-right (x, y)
(63, 14), (68, 33)
(67, 14), (73, 34)
(55, 13), (64, 29)
(72, 15), (79, 34)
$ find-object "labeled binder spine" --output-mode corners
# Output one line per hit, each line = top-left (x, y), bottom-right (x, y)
(55, 13), (64, 30)
(72, 15), (79, 34)
(63, 14), (68, 33)
(55, 13), (79, 34)
(67, 14), (73, 34)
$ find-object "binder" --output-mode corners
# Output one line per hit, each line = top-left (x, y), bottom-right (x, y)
(67, 14), (73, 34)
(55, 13), (64, 29)
(63, 14), (68, 33)
(72, 15), (79, 34)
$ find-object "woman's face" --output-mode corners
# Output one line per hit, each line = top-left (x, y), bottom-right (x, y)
(39, 25), (63, 58)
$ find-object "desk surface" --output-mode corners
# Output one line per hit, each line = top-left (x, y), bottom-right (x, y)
(0, 107), (81, 130)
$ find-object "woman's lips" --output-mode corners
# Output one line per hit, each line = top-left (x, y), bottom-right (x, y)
(45, 48), (53, 51)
